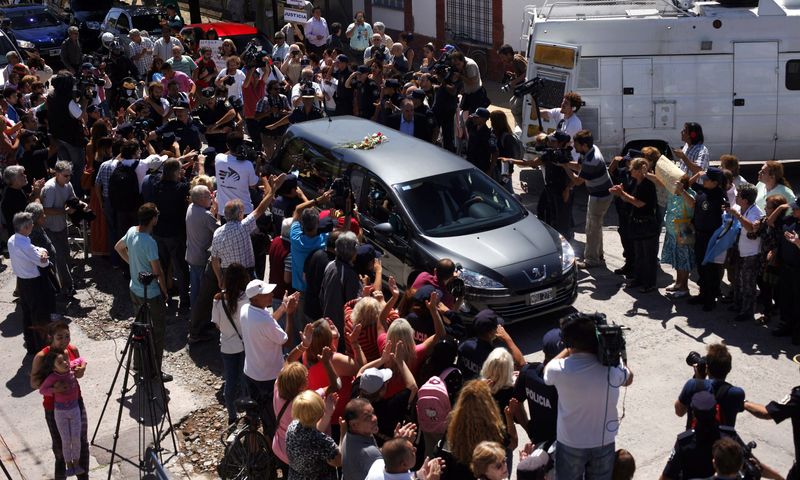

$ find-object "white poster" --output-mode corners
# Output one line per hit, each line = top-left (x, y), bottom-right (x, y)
(284, 8), (307, 22)
(198, 39), (226, 71)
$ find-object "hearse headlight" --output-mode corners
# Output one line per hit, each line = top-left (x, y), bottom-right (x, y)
(560, 235), (575, 274)
(458, 268), (506, 291)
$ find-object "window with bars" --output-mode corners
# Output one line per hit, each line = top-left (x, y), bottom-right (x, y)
(372, 0), (405, 10)
(446, 0), (492, 45)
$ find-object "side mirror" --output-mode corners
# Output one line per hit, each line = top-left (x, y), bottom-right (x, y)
(374, 222), (394, 235)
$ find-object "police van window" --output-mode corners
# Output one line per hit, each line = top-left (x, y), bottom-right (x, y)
(577, 58), (599, 90)
(273, 138), (342, 191)
(117, 13), (130, 31)
(787, 60), (800, 90)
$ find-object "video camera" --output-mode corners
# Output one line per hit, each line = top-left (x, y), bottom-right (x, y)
(65, 198), (96, 224)
(329, 173), (351, 200)
(500, 72), (516, 93)
(513, 76), (546, 98)
(132, 118), (152, 142)
(234, 139), (261, 163)
(372, 44), (388, 63)
(719, 426), (762, 480)
(432, 52), (456, 83)
(534, 144), (573, 164)
(593, 313), (628, 367)
(241, 40), (270, 69)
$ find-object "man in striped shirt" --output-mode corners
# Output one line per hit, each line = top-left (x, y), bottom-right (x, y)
(562, 130), (613, 269)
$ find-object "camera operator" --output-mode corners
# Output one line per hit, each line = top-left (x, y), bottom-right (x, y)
(498, 44), (528, 128)
(675, 343), (745, 429)
(114, 203), (172, 382)
(539, 92), (583, 161)
(449, 51), (489, 116)
(743, 355), (800, 480)
(290, 67), (323, 108)
(195, 87), (237, 157)
(543, 312), (633, 479)
(431, 65), (460, 152)
(46, 72), (88, 197)
(464, 107), (497, 177)
(346, 65), (381, 120)
(363, 34), (385, 65)
(374, 78), (404, 124)
(264, 87), (323, 131)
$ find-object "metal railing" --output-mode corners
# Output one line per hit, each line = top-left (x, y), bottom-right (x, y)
(538, 0), (693, 20)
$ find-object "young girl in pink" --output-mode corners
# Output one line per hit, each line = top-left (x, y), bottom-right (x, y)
(37, 349), (87, 477)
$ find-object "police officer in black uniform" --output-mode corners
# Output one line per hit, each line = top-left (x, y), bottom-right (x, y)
(744, 353), (800, 480)
(684, 167), (726, 311)
(409, 88), (437, 143)
(662, 391), (737, 480)
(333, 54), (354, 116)
(195, 87), (237, 156)
(151, 103), (204, 153)
(431, 64), (460, 152)
(375, 78), (404, 125)
(771, 197), (800, 341)
(347, 65), (381, 120)
(513, 328), (560, 446)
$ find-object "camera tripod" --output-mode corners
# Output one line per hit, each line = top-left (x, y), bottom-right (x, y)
(91, 273), (177, 479)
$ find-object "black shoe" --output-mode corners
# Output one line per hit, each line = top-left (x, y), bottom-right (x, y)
(772, 325), (792, 337)
(687, 295), (705, 305)
(614, 265), (632, 276)
(161, 372), (173, 383)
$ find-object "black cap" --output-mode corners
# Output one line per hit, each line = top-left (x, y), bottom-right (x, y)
(336, 54), (349, 63)
(473, 309), (503, 335)
(474, 107), (490, 119)
(413, 284), (442, 303)
(116, 122), (133, 135)
(357, 65), (370, 73)
(701, 166), (724, 184)
(410, 89), (426, 100)
(547, 130), (571, 144)
(385, 78), (400, 88)
(690, 390), (716, 412)
(355, 244), (383, 273)
(201, 146), (216, 156)
(542, 328), (564, 358)
(275, 174), (298, 196)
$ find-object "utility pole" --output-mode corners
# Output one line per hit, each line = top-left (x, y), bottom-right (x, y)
(188, 0), (201, 24)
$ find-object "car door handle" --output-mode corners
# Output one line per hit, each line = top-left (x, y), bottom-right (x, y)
(733, 98), (745, 106)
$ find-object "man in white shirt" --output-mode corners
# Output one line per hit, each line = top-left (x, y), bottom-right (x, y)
(364, 438), (442, 480)
(539, 91), (583, 161)
(290, 67), (323, 107)
(7, 211), (53, 354)
(214, 132), (260, 215)
(215, 57), (246, 100)
(153, 26), (183, 61)
(240, 279), (298, 437)
(544, 312), (633, 480)
(304, 6), (329, 54)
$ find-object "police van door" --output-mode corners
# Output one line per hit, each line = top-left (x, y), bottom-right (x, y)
(731, 42), (778, 160)
(622, 58), (653, 137)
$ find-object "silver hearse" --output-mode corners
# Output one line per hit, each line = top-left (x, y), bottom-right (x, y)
(269, 117), (577, 323)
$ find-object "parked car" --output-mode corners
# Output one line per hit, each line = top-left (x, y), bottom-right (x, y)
(47, 0), (113, 52)
(101, 5), (163, 56)
(0, 28), (23, 84)
(268, 117), (578, 324)
(0, 3), (70, 61)
(179, 22), (272, 56)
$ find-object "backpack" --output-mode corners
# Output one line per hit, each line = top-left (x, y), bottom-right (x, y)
(109, 160), (142, 212)
(689, 381), (732, 429)
(417, 367), (457, 434)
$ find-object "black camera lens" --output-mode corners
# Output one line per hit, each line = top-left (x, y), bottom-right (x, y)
(686, 351), (705, 367)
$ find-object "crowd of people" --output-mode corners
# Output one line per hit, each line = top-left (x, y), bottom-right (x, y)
(0, 2), (797, 480)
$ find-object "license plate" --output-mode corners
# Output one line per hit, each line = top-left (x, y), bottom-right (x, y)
(47, 48), (61, 56)
(527, 288), (555, 306)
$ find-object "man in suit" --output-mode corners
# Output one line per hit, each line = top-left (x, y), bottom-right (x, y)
(386, 99), (429, 141)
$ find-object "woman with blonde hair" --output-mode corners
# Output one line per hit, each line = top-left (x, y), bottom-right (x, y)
(285, 390), (341, 479)
(471, 441), (509, 480)
(344, 278), (401, 361)
(441, 380), (517, 480)
(480, 348), (515, 406)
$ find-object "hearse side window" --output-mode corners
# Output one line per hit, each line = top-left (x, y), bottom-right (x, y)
(363, 175), (407, 237)
(274, 138), (342, 192)
(787, 60), (800, 90)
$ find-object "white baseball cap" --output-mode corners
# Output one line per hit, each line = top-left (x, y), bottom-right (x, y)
(245, 280), (277, 299)
(359, 368), (393, 395)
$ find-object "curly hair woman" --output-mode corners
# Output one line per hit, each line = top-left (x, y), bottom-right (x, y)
(441, 379), (517, 480)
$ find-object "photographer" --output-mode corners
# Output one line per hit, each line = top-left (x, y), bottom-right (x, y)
(498, 44), (528, 128)
(290, 67), (323, 108)
(333, 54), (354, 116)
(675, 343), (745, 429)
(265, 87), (323, 130)
(106, 41), (140, 105)
(539, 92), (583, 161)
(543, 312), (633, 479)
(192, 46), (219, 90)
(46, 72), (88, 197)
(374, 78), (404, 124)
(319, 65), (338, 116)
(114, 203), (171, 382)
(450, 51), (489, 115)
(255, 80), (291, 157)
(213, 131), (261, 217)
(431, 65), (460, 152)
(363, 34), (385, 65)
(346, 65), (381, 120)
(215, 56), (246, 101)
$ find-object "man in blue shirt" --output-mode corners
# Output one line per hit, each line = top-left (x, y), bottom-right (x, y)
(115, 202), (172, 381)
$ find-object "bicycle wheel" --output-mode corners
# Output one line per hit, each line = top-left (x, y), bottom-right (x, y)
(219, 429), (273, 480)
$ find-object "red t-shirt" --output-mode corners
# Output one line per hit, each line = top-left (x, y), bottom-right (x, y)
(304, 355), (352, 424)
(39, 344), (80, 411)
(268, 236), (291, 299)
(376, 332), (428, 398)
(242, 76), (266, 119)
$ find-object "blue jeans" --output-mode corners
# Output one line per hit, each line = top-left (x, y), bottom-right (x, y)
(221, 351), (247, 423)
(555, 441), (616, 480)
(189, 263), (206, 307)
